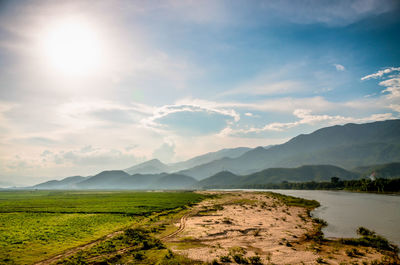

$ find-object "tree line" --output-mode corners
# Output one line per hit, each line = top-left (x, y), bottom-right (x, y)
(236, 177), (400, 193)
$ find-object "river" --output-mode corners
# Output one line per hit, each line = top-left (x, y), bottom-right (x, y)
(262, 190), (400, 247)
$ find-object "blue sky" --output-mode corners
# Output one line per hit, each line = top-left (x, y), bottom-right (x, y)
(0, 0), (399, 184)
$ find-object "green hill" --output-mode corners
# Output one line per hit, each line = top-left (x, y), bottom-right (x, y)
(197, 165), (359, 188)
(34, 170), (198, 190)
(354, 162), (400, 179)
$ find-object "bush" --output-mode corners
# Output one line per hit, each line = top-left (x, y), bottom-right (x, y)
(248, 255), (263, 265)
(232, 254), (248, 264)
(134, 252), (144, 260)
(341, 227), (398, 253)
(125, 228), (148, 242)
(219, 255), (231, 263)
(313, 218), (328, 226)
(345, 248), (364, 257)
(357, 227), (375, 237)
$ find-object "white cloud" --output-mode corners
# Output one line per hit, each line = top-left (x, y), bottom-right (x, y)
(176, 97), (336, 114)
(361, 67), (400, 80)
(142, 102), (240, 134)
(2, 146), (145, 177)
(228, 109), (395, 135)
(152, 142), (175, 163)
(361, 67), (400, 99)
(379, 78), (400, 98)
(389, 104), (400, 113)
(334, 64), (345, 71)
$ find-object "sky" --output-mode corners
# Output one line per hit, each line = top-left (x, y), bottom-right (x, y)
(0, 0), (400, 185)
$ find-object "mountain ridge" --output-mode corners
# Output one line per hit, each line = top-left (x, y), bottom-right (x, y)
(179, 119), (400, 179)
(196, 164), (360, 188)
(124, 147), (251, 175)
(30, 119), (400, 188)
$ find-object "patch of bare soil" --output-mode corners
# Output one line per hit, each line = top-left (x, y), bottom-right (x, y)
(167, 191), (391, 265)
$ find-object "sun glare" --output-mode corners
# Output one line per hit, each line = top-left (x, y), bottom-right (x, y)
(41, 19), (102, 76)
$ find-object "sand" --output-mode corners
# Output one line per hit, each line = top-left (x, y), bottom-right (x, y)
(166, 191), (393, 265)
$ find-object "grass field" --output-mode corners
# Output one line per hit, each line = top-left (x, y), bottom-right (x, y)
(0, 190), (205, 264)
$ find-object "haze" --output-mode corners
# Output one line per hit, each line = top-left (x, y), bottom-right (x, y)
(0, 0), (399, 185)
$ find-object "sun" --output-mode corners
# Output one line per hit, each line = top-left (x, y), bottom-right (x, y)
(41, 19), (102, 76)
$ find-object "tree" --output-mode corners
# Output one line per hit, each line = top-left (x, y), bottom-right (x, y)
(331, 176), (340, 184)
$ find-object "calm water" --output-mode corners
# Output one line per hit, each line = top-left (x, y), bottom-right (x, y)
(263, 190), (400, 247)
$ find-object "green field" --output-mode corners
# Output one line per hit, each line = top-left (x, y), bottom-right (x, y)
(0, 190), (205, 264)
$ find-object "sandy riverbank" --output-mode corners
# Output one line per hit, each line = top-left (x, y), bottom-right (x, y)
(166, 191), (397, 265)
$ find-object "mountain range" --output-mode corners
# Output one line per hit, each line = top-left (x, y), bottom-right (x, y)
(176, 119), (400, 179)
(34, 170), (197, 190)
(124, 147), (251, 175)
(33, 162), (399, 190)
(29, 119), (400, 189)
(195, 165), (359, 189)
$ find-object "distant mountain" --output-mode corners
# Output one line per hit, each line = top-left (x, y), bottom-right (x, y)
(237, 165), (359, 184)
(353, 162), (400, 179)
(124, 147), (251, 175)
(77, 170), (130, 189)
(124, 159), (170, 175)
(196, 165), (359, 188)
(150, 174), (197, 189)
(178, 157), (235, 180)
(194, 171), (242, 188)
(33, 176), (85, 189)
(32, 170), (199, 190)
(180, 120), (400, 179)
(168, 147), (251, 172)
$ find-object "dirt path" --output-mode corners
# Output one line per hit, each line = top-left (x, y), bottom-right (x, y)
(33, 230), (124, 265)
(161, 213), (190, 241)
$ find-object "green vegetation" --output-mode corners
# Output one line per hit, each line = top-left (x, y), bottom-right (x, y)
(354, 162), (400, 179)
(57, 227), (202, 265)
(237, 177), (400, 193)
(0, 190), (205, 264)
(197, 165), (359, 189)
(0, 190), (204, 214)
(267, 192), (320, 209)
(341, 227), (399, 253)
(0, 212), (133, 264)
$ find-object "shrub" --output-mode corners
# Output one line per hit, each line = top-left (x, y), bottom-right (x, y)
(313, 218), (328, 226)
(232, 254), (248, 264)
(345, 248), (364, 257)
(134, 252), (144, 260)
(229, 246), (247, 256)
(219, 255), (231, 263)
(248, 255), (263, 265)
(341, 227), (398, 253)
(222, 217), (233, 224)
